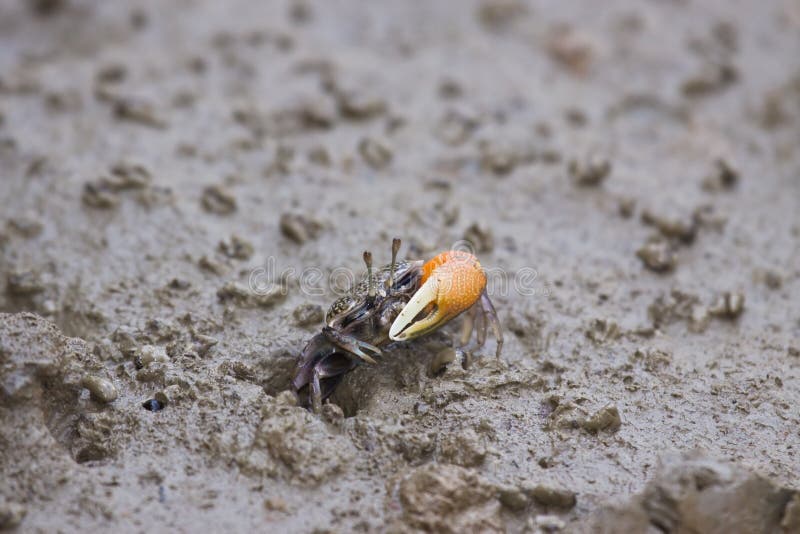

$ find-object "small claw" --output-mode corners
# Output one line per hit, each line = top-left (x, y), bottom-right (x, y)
(389, 251), (487, 342)
(350, 343), (380, 364)
(322, 327), (382, 364)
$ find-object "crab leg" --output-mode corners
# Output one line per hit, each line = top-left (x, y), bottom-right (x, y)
(311, 368), (323, 413)
(322, 326), (382, 364)
(475, 301), (487, 348)
(459, 304), (477, 347)
(480, 291), (504, 358)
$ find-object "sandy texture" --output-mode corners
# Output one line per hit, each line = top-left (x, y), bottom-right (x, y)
(1, 0), (799, 532)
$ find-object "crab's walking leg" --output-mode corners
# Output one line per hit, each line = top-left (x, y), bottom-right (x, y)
(480, 291), (504, 358)
(475, 302), (487, 348)
(322, 326), (382, 364)
(311, 368), (323, 413)
(459, 305), (477, 347)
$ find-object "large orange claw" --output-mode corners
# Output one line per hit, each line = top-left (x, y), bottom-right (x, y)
(389, 250), (486, 342)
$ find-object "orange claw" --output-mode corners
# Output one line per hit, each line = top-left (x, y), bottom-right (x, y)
(389, 250), (487, 342)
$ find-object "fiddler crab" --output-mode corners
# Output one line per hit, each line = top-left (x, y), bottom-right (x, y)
(293, 238), (503, 412)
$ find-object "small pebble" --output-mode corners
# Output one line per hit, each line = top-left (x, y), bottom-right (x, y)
(636, 240), (677, 273)
(709, 292), (745, 319)
(358, 137), (393, 169)
(113, 96), (167, 128)
(82, 375), (118, 403)
(279, 213), (321, 244)
(198, 255), (227, 275)
(568, 154), (611, 186)
(168, 278), (191, 290)
(546, 25), (594, 75)
(297, 97), (336, 129)
(82, 182), (119, 209)
(585, 318), (620, 344)
(435, 109), (477, 146)
(480, 141), (517, 175)
(528, 483), (577, 509)
(103, 161), (152, 191)
(641, 210), (697, 244)
(702, 158), (739, 191)
(681, 62), (737, 97)
(201, 185), (237, 215)
(498, 485), (529, 511)
(336, 88), (386, 120)
(216, 281), (252, 303)
(218, 235), (254, 260)
(264, 496), (289, 513)
(581, 404), (622, 432)
(135, 345), (169, 368)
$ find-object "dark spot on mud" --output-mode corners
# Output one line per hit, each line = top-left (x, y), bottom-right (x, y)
(142, 399), (163, 412)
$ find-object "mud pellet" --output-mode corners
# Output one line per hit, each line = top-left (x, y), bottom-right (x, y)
(529, 484), (577, 509)
(636, 240), (677, 273)
(82, 376), (118, 403)
(358, 137), (393, 169)
(581, 404), (622, 432)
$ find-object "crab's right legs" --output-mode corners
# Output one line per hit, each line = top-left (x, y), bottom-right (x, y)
(457, 290), (503, 358)
(459, 305), (477, 347)
(480, 291), (504, 358)
(311, 367), (323, 413)
(322, 326), (382, 364)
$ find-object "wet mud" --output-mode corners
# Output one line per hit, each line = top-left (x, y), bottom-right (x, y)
(1, 0), (799, 532)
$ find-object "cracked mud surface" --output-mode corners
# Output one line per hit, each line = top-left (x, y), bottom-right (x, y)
(1, 0), (799, 532)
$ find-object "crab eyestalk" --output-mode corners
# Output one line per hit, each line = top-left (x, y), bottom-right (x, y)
(387, 237), (401, 291)
(363, 250), (375, 303)
(389, 250), (487, 341)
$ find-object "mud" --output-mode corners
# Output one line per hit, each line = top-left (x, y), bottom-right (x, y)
(1, 0), (799, 532)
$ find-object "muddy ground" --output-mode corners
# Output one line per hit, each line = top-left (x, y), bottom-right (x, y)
(1, 0), (799, 532)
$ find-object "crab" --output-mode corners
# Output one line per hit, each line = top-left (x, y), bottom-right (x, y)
(292, 238), (503, 412)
